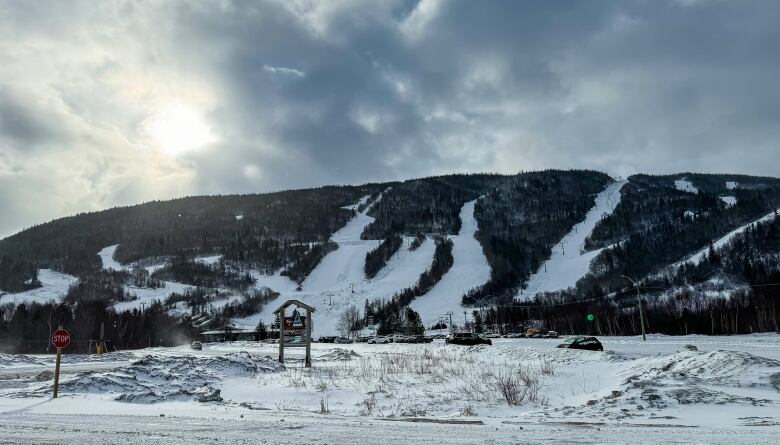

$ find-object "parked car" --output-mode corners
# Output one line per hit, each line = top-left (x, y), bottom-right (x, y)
(413, 335), (434, 343)
(335, 337), (354, 344)
(356, 336), (372, 343)
(191, 341), (203, 350)
(481, 332), (501, 339)
(556, 336), (603, 351)
(544, 331), (560, 338)
(505, 333), (524, 339)
(368, 336), (391, 344)
(318, 336), (337, 343)
(446, 333), (492, 346)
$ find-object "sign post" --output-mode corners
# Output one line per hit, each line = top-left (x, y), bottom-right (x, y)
(51, 326), (71, 399)
(273, 300), (315, 368)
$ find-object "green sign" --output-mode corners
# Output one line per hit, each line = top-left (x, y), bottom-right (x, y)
(586, 314), (595, 322)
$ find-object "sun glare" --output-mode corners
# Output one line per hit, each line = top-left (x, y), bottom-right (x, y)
(143, 103), (216, 156)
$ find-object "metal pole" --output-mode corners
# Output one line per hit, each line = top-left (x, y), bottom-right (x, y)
(622, 275), (646, 341)
(53, 347), (62, 398)
(305, 308), (312, 368)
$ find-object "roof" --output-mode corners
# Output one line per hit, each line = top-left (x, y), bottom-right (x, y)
(201, 329), (256, 335)
(273, 299), (316, 314)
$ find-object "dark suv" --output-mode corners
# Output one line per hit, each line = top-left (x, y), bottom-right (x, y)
(556, 336), (603, 351)
(445, 333), (492, 346)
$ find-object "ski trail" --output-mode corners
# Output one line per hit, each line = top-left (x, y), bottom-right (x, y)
(409, 199), (491, 328)
(240, 191), (433, 336)
(675, 208), (779, 267)
(517, 180), (626, 301)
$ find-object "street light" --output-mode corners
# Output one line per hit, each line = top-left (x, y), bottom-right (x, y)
(622, 275), (646, 341)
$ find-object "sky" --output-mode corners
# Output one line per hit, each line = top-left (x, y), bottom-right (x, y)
(1, 0), (779, 239)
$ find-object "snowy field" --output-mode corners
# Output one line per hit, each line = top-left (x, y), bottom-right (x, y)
(1, 334), (778, 444)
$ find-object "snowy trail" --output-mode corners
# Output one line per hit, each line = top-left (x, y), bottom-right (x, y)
(0, 269), (78, 305)
(409, 199), (491, 327)
(677, 208), (779, 267)
(98, 245), (126, 271)
(517, 180), (626, 301)
(240, 193), (436, 335)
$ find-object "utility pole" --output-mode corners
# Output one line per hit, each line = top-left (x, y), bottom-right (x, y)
(463, 311), (468, 330)
(446, 311), (454, 332)
(622, 275), (646, 341)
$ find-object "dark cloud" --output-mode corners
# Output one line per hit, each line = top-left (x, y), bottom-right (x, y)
(1, 0), (779, 238)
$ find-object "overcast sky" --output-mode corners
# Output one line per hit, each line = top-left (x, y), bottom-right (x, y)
(1, 0), (779, 238)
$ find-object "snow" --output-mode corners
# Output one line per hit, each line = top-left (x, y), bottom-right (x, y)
(193, 254), (222, 266)
(679, 209), (779, 266)
(721, 196), (737, 207)
(517, 180), (626, 301)
(409, 199), (491, 327)
(674, 178), (698, 194)
(683, 210), (697, 219)
(726, 181), (739, 190)
(235, 214), (244, 220)
(98, 244), (126, 272)
(237, 193), (436, 336)
(2, 334), (779, 443)
(114, 281), (194, 312)
(0, 269), (78, 305)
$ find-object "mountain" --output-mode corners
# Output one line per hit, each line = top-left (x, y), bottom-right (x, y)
(2, 170), (779, 351)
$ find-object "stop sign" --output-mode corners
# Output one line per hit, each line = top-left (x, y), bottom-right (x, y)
(52, 329), (71, 349)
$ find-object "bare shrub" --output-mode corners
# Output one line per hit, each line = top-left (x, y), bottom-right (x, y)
(496, 370), (521, 405)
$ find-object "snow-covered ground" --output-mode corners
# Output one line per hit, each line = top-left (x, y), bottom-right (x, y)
(721, 196), (737, 207)
(1, 334), (778, 444)
(0, 269), (78, 305)
(409, 199), (491, 327)
(674, 178), (698, 194)
(517, 180), (626, 301)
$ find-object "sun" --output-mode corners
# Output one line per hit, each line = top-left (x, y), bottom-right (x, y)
(143, 103), (216, 156)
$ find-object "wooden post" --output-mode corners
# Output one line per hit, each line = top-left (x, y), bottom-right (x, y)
(53, 346), (62, 399)
(278, 307), (285, 364)
(305, 307), (312, 368)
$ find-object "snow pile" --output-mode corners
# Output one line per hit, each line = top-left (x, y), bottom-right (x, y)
(0, 354), (47, 369)
(726, 181), (739, 190)
(551, 349), (780, 421)
(518, 180), (626, 300)
(18, 352), (282, 403)
(320, 348), (361, 361)
(674, 179), (698, 194)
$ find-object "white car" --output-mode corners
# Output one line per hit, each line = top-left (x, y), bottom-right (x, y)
(481, 332), (501, 338)
(368, 336), (391, 344)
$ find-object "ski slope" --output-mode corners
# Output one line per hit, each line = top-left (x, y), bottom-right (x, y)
(409, 199), (491, 327)
(679, 208), (779, 266)
(517, 180), (626, 301)
(239, 193), (437, 336)
(0, 269), (78, 305)
(98, 245), (126, 271)
(674, 178), (698, 194)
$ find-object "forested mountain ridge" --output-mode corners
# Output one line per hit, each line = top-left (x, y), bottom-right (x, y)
(2, 170), (780, 349)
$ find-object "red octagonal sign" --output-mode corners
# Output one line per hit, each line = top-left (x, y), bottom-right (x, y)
(52, 329), (71, 349)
